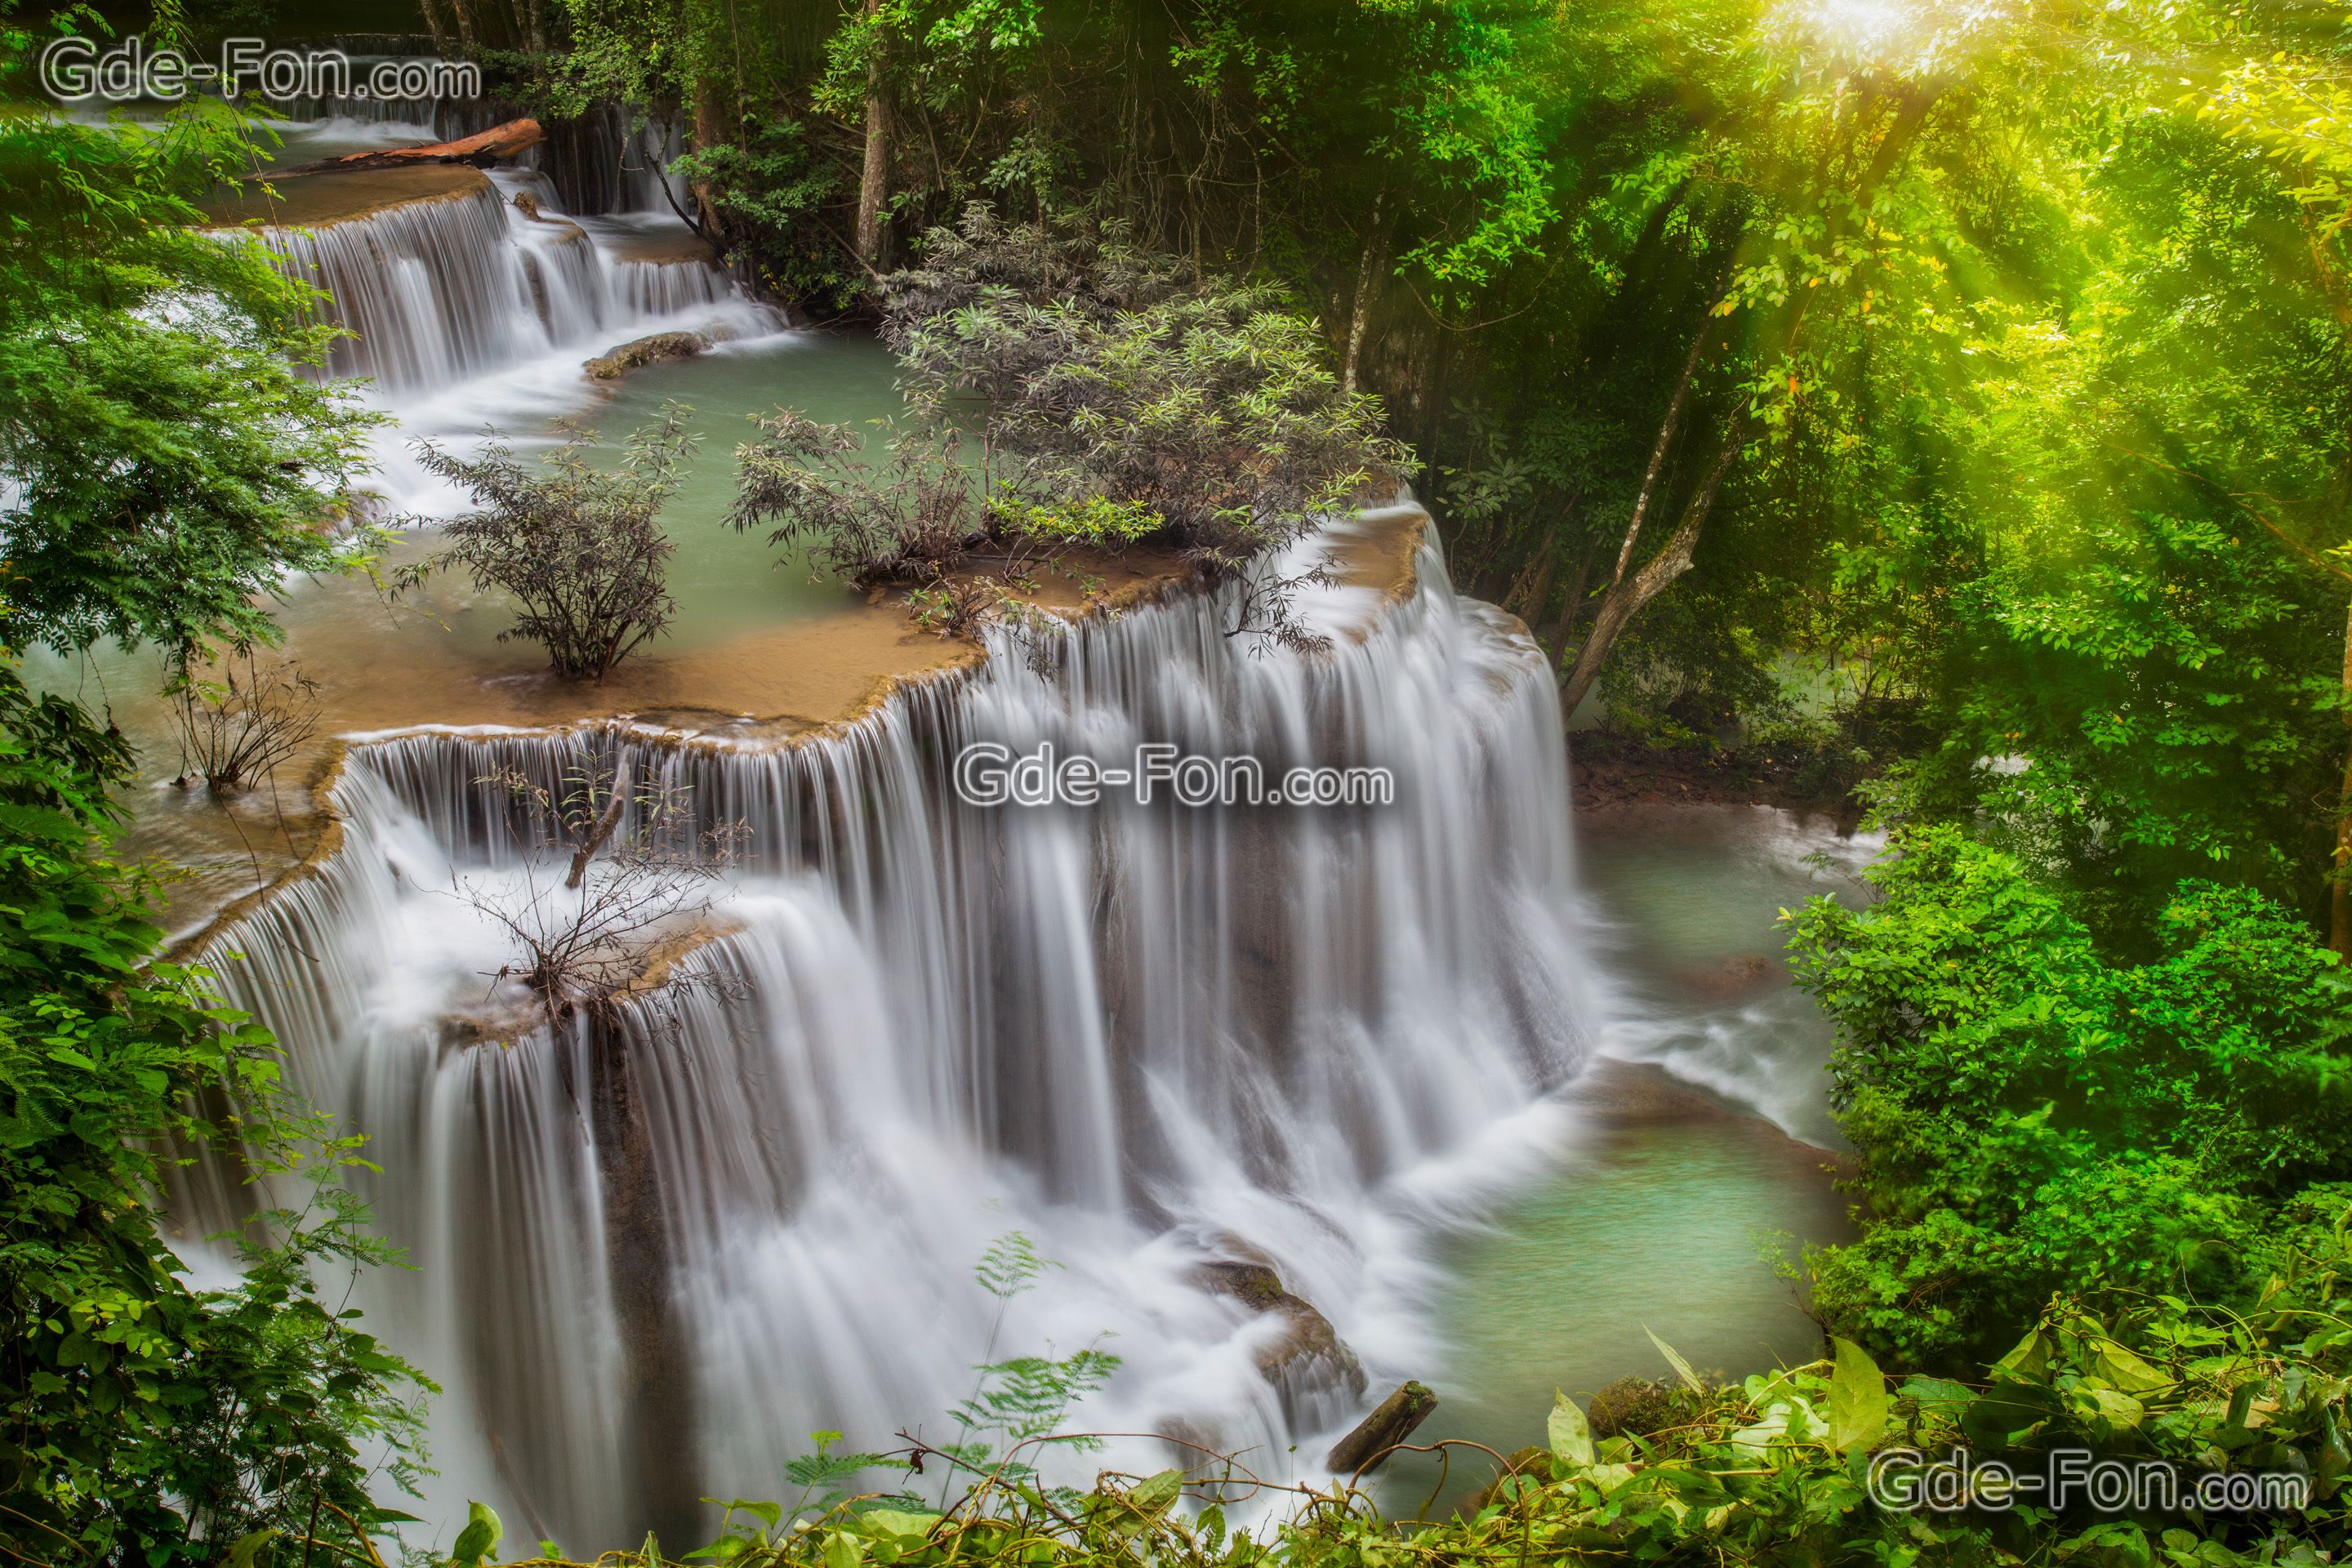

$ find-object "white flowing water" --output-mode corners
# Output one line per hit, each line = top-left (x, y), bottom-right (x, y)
(243, 152), (777, 519)
(182, 523), (1601, 1548)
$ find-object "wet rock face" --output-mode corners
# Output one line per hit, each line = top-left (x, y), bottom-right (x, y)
(1681, 951), (1775, 1001)
(1191, 1258), (1369, 1414)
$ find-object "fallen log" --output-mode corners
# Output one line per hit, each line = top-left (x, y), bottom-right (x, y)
(274, 118), (543, 176)
(1325, 1380), (1438, 1477)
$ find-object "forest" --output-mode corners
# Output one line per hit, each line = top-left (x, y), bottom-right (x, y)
(8, 0), (2352, 1564)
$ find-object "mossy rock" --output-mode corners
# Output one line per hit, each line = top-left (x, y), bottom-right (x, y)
(585, 330), (710, 381)
(1588, 1375), (1677, 1438)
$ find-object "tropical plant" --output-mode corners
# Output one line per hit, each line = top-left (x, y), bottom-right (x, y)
(0, 661), (430, 1567)
(0, 19), (381, 671)
(402, 407), (699, 682)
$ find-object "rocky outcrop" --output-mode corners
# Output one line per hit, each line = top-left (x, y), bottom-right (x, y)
(1192, 1259), (1368, 1403)
(585, 330), (710, 381)
(511, 189), (573, 225)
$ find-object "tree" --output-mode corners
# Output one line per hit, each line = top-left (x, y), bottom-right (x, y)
(0, 35), (381, 672)
(403, 408), (698, 682)
(884, 207), (1409, 571)
(728, 413), (982, 586)
(462, 748), (747, 1022)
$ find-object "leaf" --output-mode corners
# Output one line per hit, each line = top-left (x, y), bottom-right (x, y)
(2093, 1338), (2172, 1395)
(451, 1501), (502, 1568)
(1992, 1327), (2048, 1381)
(1548, 1389), (1595, 1466)
(228, 1529), (278, 1568)
(859, 1511), (941, 1541)
(822, 1531), (866, 1568)
(1828, 1337), (1890, 1454)
(728, 1500), (784, 1532)
(1644, 1326), (1705, 1392)
(1126, 1469), (1184, 1512)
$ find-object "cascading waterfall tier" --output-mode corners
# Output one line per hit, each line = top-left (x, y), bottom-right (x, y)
(180, 512), (1592, 1548)
(249, 167), (753, 396)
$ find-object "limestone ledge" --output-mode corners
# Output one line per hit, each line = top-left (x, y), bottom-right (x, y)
(167, 501), (1432, 963)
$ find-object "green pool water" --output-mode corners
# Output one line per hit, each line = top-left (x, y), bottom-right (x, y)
(1385, 803), (1875, 1506)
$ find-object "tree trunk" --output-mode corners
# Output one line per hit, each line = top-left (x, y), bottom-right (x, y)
(1342, 190), (1386, 398)
(1538, 543), (1598, 655)
(1560, 432), (1741, 715)
(1547, 315), (1718, 712)
(417, 0), (451, 56)
(855, 0), (890, 273)
(688, 74), (731, 248)
(2332, 599), (2352, 958)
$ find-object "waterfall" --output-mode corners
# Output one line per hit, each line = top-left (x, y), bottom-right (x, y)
(247, 164), (771, 399)
(181, 510), (1592, 1547)
(261, 177), (532, 391)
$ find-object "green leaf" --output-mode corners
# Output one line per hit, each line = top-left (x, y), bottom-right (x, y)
(451, 1500), (502, 1567)
(1548, 1389), (1595, 1466)
(1993, 1328), (2048, 1381)
(859, 1511), (941, 1541)
(228, 1529), (278, 1568)
(727, 1500), (783, 1531)
(822, 1530), (866, 1568)
(1127, 1469), (1184, 1512)
(1828, 1337), (1890, 1454)
(1644, 1325), (1704, 1392)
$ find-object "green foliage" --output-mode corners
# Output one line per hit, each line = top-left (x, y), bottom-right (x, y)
(888, 207), (1410, 569)
(0, 24), (381, 668)
(0, 660), (429, 1566)
(667, 121), (860, 310)
(1788, 826), (2352, 1367)
(728, 413), (978, 587)
(400, 407), (699, 682)
(989, 497), (1161, 550)
(0, 26), (426, 1561)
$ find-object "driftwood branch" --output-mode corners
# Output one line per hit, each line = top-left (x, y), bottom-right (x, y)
(1325, 1380), (1438, 1477)
(275, 118), (544, 176)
